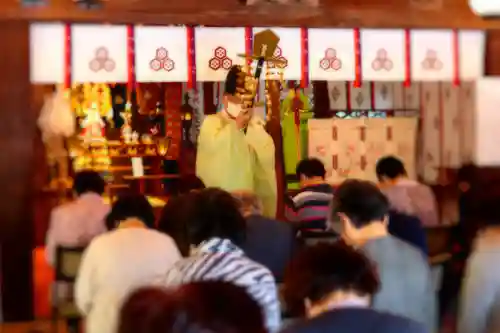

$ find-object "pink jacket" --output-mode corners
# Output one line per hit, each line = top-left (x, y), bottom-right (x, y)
(381, 179), (439, 227)
(45, 193), (109, 266)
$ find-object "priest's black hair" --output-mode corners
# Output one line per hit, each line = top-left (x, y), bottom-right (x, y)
(224, 65), (243, 96)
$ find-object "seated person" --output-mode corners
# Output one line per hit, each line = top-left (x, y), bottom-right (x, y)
(155, 188), (281, 332)
(157, 193), (192, 257)
(459, 199), (500, 333)
(282, 242), (426, 333)
(286, 158), (334, 230)
(45, 170), (109, 266)
(75, 195), (181, 333)
(376, 156), (439, 227)
(330, 180), (436, 332)
(118, 281), (266, 333)
(233, 191), (296, 283)
(388, 210), (428, 256)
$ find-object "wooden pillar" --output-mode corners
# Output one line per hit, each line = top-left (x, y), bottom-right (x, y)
(485, 30), (500, 76)
(0, 21), (35, 321)
(266, 80), (285, 219)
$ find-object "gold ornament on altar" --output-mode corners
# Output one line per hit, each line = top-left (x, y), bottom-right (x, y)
(156, 137), (171, 156)
(80, 102), (106, 144)
(141, 134), (153, 145)
(120, 111), (133, 144)
(236, 29), (286, 113)
(74, 83), (114, 125)
(127, 147), (138, 156)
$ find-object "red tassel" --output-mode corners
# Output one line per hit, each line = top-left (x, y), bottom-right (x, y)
(300, 27), (309, 88)
(126, 25), (135, 92)
(452, 29), (460, 87)
(63, 23), (72, 89)
(404, 29), (411, 87)
(353, 28), (362, 88)
(245, 27), (253, 74)
(186, 26), (196, 90)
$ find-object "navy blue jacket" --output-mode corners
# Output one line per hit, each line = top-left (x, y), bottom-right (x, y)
(388, 210), (428, 256)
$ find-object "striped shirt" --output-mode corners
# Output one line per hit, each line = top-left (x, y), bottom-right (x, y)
(286, 183), (334, 230)
(157, 238), (281, 332)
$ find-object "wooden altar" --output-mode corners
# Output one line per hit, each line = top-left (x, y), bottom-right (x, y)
(2, 0), (500, 322)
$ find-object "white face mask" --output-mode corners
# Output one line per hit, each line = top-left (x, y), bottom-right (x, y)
(226, 101), (242, 118)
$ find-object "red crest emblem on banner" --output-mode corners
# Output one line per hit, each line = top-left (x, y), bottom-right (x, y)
(150, 47), (175, 72)
(320, 48), (342, 71)
(209, 47), (233, 71)
(371, 49), (393, 71)
(422, 49), (443, 71)
(89, 47), (116, 72)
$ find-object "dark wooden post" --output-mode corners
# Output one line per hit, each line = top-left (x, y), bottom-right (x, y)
(0, 21), (35, 321)
(265, 80), (286, 219)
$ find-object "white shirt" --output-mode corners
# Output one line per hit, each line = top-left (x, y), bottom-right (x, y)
(75, 225), (181, 333)
(45, 193), (109, 266)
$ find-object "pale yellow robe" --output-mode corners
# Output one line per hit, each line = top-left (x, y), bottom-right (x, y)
(196, 114), (277, 217)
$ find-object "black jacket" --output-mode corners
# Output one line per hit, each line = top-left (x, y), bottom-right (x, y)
(282, 308), (427, 333)
(241, 214), (296, 283)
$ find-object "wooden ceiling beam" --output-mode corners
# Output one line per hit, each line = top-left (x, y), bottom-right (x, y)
(2, 0), (498, 29)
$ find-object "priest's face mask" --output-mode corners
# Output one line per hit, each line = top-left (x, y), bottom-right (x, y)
(223, 95), (243, 119)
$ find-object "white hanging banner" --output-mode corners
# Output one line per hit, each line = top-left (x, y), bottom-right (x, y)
(195, 27), (246, 82)
(135, 26), (188, 82)
(411, 30), (454, 81)
(420, 82), (441, 183)
(30, 23), (65, 83)
(361, 29), (405, 81)
(253, 27), (302, 80)
(458, 82), (475, 164)
(385, 117), (418, 180)
(459, 30), (485, 80)
(72, 25), (128, 83)
(308, 119), (334, 180)
(308, 29), (355, 81)
(441, 83), (461, 168)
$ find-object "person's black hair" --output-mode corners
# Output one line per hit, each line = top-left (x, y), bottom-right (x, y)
(158, 194), (191, 256)
(296, 158), (326, 179)
(284, 242), (379, 316)
(73, 170), (106, 196)
(118, 281), (266, 333)
(107, 194), (156, 229)
(331, 179), (389, 228)
(375, 156), (407, 181)
(224, 65), (243, 96)
(185, 188), (247, 246)
(178, 175), (206, 195)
